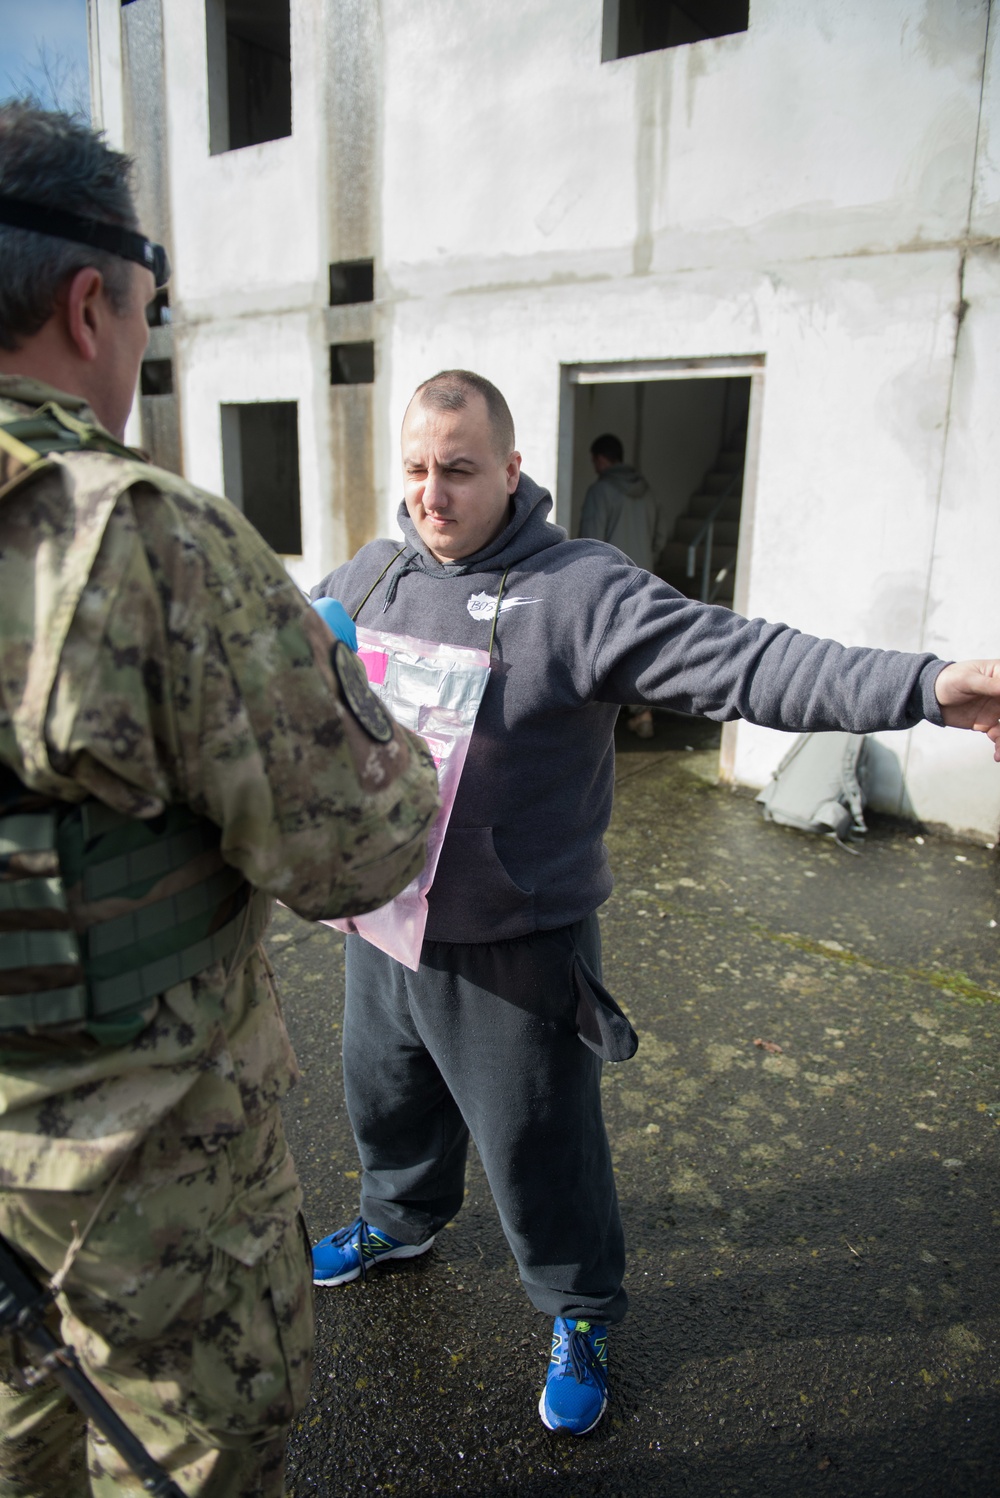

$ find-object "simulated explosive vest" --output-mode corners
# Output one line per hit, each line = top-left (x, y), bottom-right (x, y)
(0, 401), (252, 1040)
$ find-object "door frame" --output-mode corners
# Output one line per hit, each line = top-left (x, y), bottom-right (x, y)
(556, 354), (766, 784)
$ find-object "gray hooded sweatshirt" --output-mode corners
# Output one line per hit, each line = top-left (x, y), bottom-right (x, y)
(579, 463), (670, 572)
(314, 475), (945, 946)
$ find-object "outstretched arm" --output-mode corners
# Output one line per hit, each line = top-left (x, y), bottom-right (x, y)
(935, 660), (1000, 761)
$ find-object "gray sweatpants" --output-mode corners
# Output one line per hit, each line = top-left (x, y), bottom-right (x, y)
(343, 915), (628, 1324)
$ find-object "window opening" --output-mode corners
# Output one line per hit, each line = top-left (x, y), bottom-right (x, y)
(146, 289), (171, 328)
(207, 0), (292, 155)
(330, 342), (375, 386)
(603, 0), (748, 61)
(140, 359), (174, 397)
(329, 260), (374, 306)
(220, 401), (302, 555)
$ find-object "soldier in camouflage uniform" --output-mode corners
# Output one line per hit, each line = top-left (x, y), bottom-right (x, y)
(0, 104), (440, 1495)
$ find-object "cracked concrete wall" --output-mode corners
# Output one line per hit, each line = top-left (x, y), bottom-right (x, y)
(90, 0), (999, 836)
(376, 0), (998, 839)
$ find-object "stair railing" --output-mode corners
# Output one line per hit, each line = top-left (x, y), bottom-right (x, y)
(685, 469), (741, 605)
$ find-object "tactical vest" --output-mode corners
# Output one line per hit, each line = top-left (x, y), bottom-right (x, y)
(0, 401), (252, 1041)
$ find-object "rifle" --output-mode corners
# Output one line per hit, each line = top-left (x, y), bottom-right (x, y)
(0, 1232), (187, 1497)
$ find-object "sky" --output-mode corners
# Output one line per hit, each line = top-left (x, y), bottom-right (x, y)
(0, 0), (90, 117)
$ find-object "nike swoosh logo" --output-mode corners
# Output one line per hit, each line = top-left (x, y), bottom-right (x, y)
(499, 596), (539, 613)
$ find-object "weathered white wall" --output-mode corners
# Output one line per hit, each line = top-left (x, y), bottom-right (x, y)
(159, 0), (334, 588)
(92, 0), (1000, 838)
(375, 0), (998, 839)
(379, 0), (987, 283)
(175, 309), (331, 592)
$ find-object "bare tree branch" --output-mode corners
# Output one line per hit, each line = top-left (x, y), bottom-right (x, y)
(5, 39), (89, 121)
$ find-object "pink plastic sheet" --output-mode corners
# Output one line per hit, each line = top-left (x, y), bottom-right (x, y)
(325, 625), (491, 969)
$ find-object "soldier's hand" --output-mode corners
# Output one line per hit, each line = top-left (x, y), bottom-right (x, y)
(934, 660), (1000, 761)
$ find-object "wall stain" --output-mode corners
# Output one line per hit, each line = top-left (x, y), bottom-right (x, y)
(329, 384), (377, 559)
(633, 55), (662, 276)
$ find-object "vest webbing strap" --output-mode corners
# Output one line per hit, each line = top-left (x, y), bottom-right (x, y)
(351, 549), (406, 620)
(0, 927), (79, 972)
(0, 403), (136, 460)
(87, 861), (246, 961)
(83, 823), (219, 902)
(0, 811), (58, 856)
(0, 875), (64, 915)
(0, 423), (47, 471)
(0, 779), (252, 1030)
(0, 900), (248, 1028)
(0, 982), (89, 1030)
(0, 400), (135, 505)
(0, 417), (88, 455)
(88, 901), (249, 1018)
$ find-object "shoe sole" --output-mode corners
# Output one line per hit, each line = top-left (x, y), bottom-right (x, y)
(313, 1234), (436, 1287)
(537, 1390), (607, 1436)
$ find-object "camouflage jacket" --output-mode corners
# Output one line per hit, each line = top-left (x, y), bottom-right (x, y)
(0, 376), (439, 1192)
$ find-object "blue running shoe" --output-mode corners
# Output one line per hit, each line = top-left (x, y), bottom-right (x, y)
(312, 1216), (435, 1287)
(538, 1317), (609, 1434)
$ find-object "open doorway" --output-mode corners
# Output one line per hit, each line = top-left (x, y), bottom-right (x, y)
(562, 367), (755, 604)
(556, 356), (764, 777)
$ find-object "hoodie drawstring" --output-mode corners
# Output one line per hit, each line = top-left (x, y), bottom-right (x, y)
(488, 567), (511, 658)
(350, 548), (406, 621)
(382, 552), (426, 612)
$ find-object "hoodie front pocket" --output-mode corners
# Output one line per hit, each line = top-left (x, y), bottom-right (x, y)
(427, 825), (532, 941)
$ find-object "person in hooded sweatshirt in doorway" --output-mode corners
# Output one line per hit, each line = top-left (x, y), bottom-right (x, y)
(578, 432), (671, 738)
(310, 368), (1000, 1439)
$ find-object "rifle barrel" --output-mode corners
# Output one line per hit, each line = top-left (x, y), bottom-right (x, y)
(0, 1235), (187, 1497)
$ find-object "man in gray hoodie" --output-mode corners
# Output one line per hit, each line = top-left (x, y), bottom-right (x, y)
(579, 433), (671, 738)
(311, 368), (1000, 1438)
(579, 431), (670, 574)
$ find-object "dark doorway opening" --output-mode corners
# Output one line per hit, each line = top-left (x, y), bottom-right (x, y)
(561, 369), (756, 772)
(569, 375), (751, 606)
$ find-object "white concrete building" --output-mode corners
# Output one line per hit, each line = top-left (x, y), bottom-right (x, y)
(89, 0), (1000, 841)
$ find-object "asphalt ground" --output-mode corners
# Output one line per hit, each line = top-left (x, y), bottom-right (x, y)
(275, 714), (1000, 1498)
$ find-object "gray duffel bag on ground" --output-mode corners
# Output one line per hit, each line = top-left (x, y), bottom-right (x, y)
(756, 731), (869, 846)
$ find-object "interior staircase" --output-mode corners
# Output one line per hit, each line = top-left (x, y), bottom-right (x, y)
(657, 426), (746, 606)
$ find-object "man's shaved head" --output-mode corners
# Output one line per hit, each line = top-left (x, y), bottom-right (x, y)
(410, 369), (515, 459)
(401, 370), (522, 563)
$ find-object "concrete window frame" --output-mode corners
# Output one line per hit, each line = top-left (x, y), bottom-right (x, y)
(220, 399), (302, 557)
(601, 0), (750, 62)
(206, 0), (293, 156)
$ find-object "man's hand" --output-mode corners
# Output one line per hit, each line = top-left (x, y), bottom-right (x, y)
(934, 660), (1000, 761)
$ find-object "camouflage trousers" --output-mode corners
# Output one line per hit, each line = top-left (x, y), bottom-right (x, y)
(0, 1104), (313, 1497)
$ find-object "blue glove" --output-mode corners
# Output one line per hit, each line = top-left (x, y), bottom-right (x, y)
(311, 596), (358, 652)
